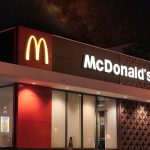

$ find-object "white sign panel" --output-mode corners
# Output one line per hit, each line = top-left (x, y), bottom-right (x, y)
(1, 116), (9, 133)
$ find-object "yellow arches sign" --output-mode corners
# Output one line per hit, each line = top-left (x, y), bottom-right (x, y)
(25, 35), (49, 64)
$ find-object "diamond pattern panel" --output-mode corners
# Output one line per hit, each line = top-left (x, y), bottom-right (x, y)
(120, 100), (150, 150)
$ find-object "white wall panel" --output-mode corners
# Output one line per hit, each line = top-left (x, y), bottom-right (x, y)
(52, 90), (66, 148)
(83, 95), (95, 148)
(106, 99), (117, 149)
(67, 92), (81, 148)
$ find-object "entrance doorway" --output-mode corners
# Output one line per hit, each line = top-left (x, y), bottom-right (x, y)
(96, 96), (107, 150)
(96, 96), (117, 150)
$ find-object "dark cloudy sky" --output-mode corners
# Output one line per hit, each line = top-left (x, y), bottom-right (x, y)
(0, 0), (150, 49)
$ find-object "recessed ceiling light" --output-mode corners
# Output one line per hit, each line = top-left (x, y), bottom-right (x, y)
(147, 100), (150, 103)
(123, 96), (127, 99)
(65, 87), (69, 90)
(32, 82), (36, 85)
(19, 84), (23, 87)
(97, 91), (100, 94)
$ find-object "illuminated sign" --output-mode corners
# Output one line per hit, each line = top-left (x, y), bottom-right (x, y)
(25, 35), (49, 64)
(83, 54), (150, 82)
(1, 116), (9, 133)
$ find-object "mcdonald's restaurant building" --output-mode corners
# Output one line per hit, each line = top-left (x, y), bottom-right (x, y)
(0, 26), (150, 150)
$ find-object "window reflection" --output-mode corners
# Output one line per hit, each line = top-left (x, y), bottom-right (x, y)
(0, 86), (14, 147)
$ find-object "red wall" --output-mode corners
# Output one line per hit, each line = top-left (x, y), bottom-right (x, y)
(16, 84), (52, 148)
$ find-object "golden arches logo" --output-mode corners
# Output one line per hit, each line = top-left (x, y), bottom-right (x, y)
(25, 35), (49, 64)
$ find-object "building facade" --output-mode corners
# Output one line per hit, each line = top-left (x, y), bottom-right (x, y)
(0, 26), (150, 150)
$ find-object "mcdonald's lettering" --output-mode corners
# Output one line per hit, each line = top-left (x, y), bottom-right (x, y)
(25, 35), (49, 64)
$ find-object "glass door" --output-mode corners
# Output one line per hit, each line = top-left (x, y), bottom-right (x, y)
(99, 111), (105, 150)
(96, 96), (107, 150)
(96, 96), (117, 150)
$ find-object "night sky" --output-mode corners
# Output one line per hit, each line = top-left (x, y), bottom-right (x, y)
(1, 0), (150, 59)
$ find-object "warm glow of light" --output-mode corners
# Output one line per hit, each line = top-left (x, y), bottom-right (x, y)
(25, 35), (49, 64)
(32, 82), (36, 85)
(123, 96), (127, 99)
(97, 91), (100, 94)
(65, 86), (69, 90)
(18, 89), (39, 117)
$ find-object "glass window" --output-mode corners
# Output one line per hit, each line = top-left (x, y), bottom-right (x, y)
(67, 92), (81, 148)
(51, 90), (117, 149)
(83, 94), (96, 148)
(0, 86), (14, 147)
(51, 90), (66, 148)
